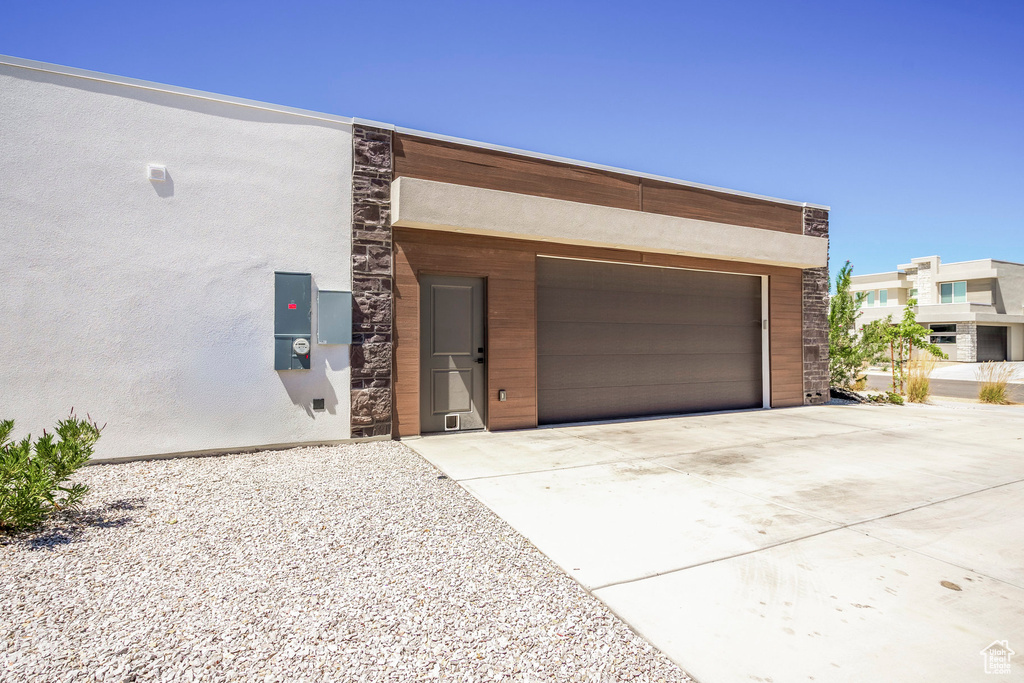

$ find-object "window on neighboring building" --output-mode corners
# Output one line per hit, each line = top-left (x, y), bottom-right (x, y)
(879, 289), (888, 306)
(930, 335), (957, 344)
(930, 324), (957, 333)
(940, 281), (967, 304)
(865, 291), (875, 306)
(909, 288), (918, 298)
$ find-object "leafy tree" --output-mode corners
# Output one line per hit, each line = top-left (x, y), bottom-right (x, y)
(882, 299), (947, 394)
(829, 261), (884, 387)
(1, 411), (101, 533)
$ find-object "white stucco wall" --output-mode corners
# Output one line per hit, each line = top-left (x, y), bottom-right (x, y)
(0, 63), (353, 461)
(993, 262), (1024, 316)
(1011, 324), (1024, 362)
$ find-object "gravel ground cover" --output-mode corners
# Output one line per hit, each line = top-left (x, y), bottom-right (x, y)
(1, 441), (691, 682)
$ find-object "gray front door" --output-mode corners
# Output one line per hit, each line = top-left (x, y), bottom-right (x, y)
(420, 275), (486, 433)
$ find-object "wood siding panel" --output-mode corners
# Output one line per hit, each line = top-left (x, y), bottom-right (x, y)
(394, 134), (806, 234)
(394, 135), (639, 210)
(394, 229), (537, 437)
(641, 179), (804, 234)
(394, 229), (807, 435)
(770, 271), (804, 407)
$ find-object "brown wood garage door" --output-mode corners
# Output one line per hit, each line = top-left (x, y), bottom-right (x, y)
(537, 257), (764, 424)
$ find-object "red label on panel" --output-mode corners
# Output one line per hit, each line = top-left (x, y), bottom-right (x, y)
(288, 303), (297, 309)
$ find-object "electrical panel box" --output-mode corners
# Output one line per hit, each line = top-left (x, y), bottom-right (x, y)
(275, 272), (312, 370)
(317, 290), (352, 345)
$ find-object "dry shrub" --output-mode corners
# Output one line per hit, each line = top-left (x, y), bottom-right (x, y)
(852, 374), (868, 391)
(976, 362), (1021, 404)
(907, 355), (937, 403)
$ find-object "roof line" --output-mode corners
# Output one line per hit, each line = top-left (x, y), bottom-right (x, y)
(0, 54), (354, 126)
(858, 257), (1024, 279)
(355, 117), (829, 210)
(908, 257), (1024, 269)
(939, 257), (1024, 268)
(0, 53), (830, 211)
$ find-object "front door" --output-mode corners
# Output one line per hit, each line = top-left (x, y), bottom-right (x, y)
(420, 275), (486, 433)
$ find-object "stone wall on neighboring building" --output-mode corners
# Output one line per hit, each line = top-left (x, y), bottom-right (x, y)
(802, 207), (830, 405)
(956, 322), (978, 362)
(904, 267), (918, 301)
(913, 260), (935, 305)
(350, 126), (394, 438)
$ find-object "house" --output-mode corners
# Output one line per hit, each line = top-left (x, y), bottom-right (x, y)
(0, 54), (830, 462)
(851, 256), (1024, 362)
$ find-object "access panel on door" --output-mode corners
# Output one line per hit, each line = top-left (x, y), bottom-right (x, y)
(419, 275), (486, 432)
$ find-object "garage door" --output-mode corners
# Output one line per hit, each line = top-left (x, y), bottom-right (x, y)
(537, 257), (765, 424)
(977, 326), (1008, 362)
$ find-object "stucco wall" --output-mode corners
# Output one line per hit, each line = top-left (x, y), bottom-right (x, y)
(392, 177), (828, 269)
(0, 64), (353, 461)
(994, 263), (1024, 315)
(1011, 324), (1024, 362)
(966, 279), (994, 305)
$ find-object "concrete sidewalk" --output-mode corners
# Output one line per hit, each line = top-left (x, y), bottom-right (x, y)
(406, 404), (1024, 682)
(866, 370), (1024, 400)
(921, 361), (1024, 382)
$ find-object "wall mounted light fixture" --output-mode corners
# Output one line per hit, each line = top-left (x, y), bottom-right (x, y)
(147, 164), (167, 182)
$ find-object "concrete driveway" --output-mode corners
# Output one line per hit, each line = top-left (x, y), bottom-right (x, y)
(406, 403), (1024, 682)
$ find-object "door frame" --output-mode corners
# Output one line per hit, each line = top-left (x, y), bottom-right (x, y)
(761, 275), (771, 410)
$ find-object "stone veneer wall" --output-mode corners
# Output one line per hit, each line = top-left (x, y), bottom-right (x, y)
(904, 267), (918, 303)
(915, 261), (934, 305)
(802, 208), (830, 405)
(956, 322), (977, 362)
(350, 126), (394, 437)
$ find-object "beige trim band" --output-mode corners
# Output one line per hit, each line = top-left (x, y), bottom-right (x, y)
(392, 177), (828, 269)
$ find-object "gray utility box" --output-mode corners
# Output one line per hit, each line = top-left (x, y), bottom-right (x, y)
(317, 290), (352, 345)
(275, 272), (312, 370)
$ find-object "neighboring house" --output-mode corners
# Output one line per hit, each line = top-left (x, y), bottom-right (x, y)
(0, 54), (830, 462)
(851, 256), (1024, 362)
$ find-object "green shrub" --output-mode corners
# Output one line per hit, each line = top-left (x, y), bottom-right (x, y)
(829, 262), (885, 387)
(866, 392), (904, 405)
(1, 412), (101, 533)
(979, 385), (1006, 404)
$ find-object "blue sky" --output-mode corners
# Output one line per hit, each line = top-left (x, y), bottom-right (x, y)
(3, 0), (1022, 279)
